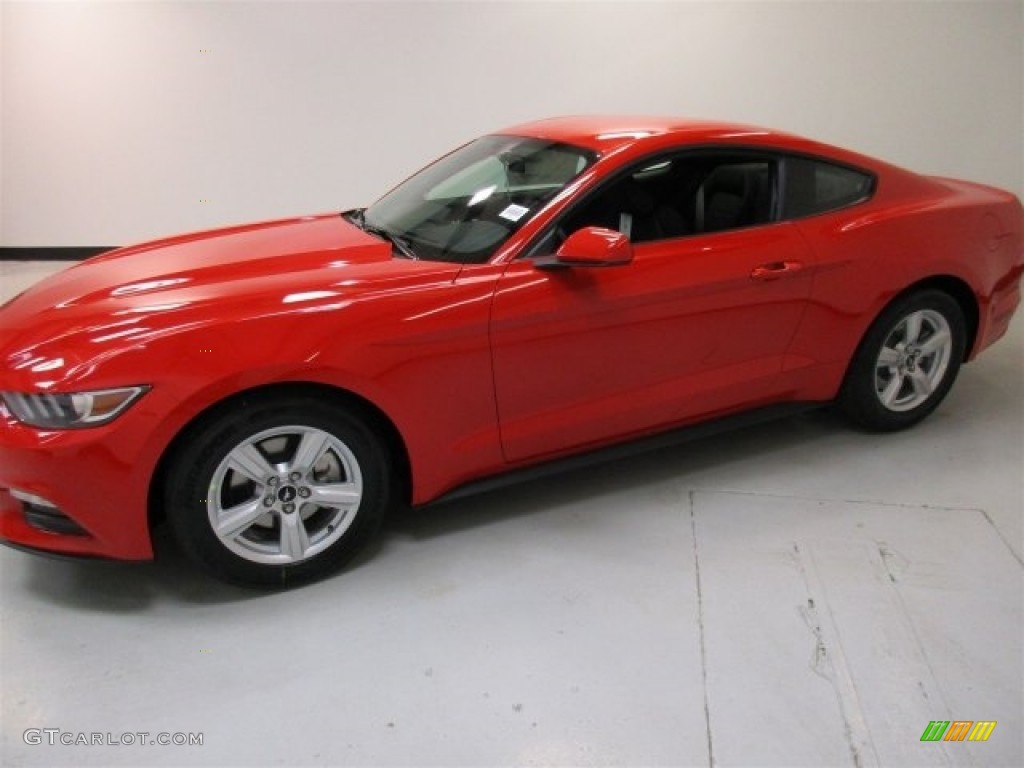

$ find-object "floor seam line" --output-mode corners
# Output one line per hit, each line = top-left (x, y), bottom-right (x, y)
(977, 508), (1024, 568)
(688, 487), (989, 513)
(689, 489), (715, 768)
(795, 542), (881, 768)
(691, 488), (1024, 571)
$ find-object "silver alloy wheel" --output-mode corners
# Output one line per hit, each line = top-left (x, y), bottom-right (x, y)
(206, 425), (363, 564)
(873, 308), (953, 412)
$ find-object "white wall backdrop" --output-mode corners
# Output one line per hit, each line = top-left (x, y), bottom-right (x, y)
(2, 0), (1021, 247)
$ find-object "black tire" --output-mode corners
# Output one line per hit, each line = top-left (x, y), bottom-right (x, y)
(165, 396), (391, 588)
(838, 290), (966, 432)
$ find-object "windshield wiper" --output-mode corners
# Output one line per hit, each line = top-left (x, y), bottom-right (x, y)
(365, 225), (418, 260)
(346, 210), (418, 260)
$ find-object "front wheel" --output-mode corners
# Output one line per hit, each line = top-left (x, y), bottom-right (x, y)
(838, 290), (967, 431)
(165, 397), (392, 587)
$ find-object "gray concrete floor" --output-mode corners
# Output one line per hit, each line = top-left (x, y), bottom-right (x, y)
(1, 260), (1022, 767)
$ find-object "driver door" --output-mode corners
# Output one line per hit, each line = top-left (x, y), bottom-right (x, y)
(489, 153), (816, 463)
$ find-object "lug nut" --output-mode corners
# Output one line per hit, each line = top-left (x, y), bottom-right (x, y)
(267, 477), (280, 487)
(282, 503), (296, 515)
(289, 471), (302, 482)
(298, 487), (311, 498)
(263, 496), (275, 507)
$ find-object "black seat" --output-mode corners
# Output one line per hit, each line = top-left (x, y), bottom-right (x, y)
(560, 177), (690, 244)
(621, 183), (689, 241)
(696, 164), (770, 233)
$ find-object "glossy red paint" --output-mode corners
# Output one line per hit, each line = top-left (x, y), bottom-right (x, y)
(491, 221), (818, 461)
(1, 117), (1022, 561)
(553, 226), (634, 266)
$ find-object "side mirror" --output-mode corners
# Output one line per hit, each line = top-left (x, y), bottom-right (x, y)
(534, 226), (634, 270)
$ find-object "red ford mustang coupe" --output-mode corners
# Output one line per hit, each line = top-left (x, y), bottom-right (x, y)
(2, 117), (1021, 586)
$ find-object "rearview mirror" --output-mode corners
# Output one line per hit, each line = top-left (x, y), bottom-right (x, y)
(534, 227), (634, 270)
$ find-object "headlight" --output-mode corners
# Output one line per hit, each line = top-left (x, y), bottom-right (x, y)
(0, 386), (149, 429)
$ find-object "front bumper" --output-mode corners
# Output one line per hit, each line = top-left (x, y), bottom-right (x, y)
(0, 414), (154, 560)
(0, 537), (118, 561)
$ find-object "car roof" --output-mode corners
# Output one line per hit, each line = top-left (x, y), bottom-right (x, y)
(497, 115), (798, 151)
(495, 115), (890, 174)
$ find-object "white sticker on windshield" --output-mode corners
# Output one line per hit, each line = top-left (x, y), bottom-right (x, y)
(499, 204), (530, 222)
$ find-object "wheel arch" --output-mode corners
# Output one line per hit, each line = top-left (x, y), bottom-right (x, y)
(891, 275), (979, 360)
(837, 279), (970, 431)
(836, 275), (977, 406)
(147, 381), (412, 536)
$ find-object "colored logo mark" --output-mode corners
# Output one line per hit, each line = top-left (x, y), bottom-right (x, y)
(920, 721), (996, 742)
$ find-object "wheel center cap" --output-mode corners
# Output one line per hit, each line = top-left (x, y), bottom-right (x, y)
(277, 485), (297, 503)
(905, 346), (922, 371)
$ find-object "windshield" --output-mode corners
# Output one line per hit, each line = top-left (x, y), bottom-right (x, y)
(362, 135), (597, 264)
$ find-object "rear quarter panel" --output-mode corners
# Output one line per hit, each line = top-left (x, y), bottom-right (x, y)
(783, 170), (1023, 400)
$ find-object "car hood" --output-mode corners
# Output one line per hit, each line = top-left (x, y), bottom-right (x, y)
(5, 213), (391, 313)
(0, 214), (461, 386)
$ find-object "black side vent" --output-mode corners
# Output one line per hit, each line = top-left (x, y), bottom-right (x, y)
(23, 503), (89, 536)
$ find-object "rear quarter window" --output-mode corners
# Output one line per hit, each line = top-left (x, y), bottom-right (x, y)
(783, 157), (874, 218)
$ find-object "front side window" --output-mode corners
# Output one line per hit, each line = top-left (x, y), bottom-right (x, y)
(361, 135), (596, 263)
(552, 152), (777, 249)
(782, 157), (874, 218)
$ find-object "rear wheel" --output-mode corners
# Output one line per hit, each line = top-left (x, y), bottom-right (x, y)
(166, 397), (391, 587)
(838, 290), (966, 431)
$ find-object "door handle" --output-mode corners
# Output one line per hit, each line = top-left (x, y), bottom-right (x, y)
(750, 261), (804, 281)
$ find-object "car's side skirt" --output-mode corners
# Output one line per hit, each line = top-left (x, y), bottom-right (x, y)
(426, 401), (821, 506)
